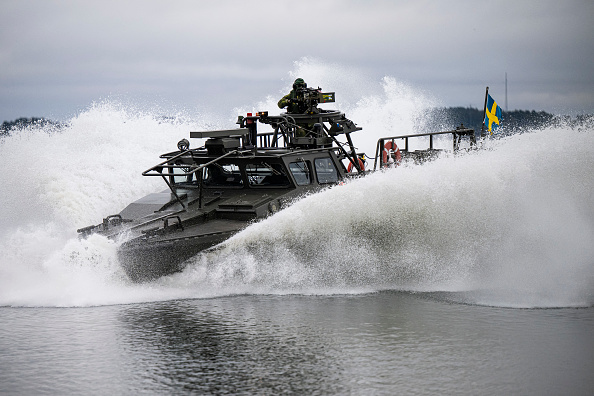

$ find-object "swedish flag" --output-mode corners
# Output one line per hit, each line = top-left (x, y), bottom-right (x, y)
(484, 94), (502, 134)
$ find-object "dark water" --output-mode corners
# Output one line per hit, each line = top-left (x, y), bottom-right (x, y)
(2, 292), (593, 395)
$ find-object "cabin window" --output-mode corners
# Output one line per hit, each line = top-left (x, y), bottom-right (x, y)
(289, 161), (311, 186)
(171, 162), (193, 185)
(203, 163), (243, 187)
(246, 163), (291, 187)
(314, 157), (338, 184)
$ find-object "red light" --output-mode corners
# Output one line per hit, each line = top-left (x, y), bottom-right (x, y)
(247, 113), (252, 116)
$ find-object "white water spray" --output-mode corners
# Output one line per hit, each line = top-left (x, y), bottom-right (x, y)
(0, 65), (592, 308)
(172, 125), (593, 308)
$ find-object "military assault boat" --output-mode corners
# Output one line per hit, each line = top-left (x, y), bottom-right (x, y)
(78, 86), (476, 281)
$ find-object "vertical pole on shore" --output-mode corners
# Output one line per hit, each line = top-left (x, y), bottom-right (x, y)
(505, 72), (508, 112)
(481, 86), (489, 138)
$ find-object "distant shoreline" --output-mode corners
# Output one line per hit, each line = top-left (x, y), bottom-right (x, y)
(2, 109), (592, 137)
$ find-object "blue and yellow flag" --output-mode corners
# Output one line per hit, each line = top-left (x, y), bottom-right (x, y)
(484, 94), (502, 134)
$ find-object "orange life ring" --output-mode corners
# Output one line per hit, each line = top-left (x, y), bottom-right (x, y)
(382, 141), (401, 167)
(347, 157), (365, 172)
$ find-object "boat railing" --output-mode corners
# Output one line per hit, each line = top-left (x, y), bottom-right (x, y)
(142, 149), (242, 179)
(141, 149), (246, 209)
(373, 126), (476, 170)
(257, 131), (289, 148)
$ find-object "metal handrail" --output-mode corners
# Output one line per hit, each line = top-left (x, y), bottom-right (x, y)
(141, 149), (245, 210)
(142, 149), (246, 178)
(373, 127), (476, 170)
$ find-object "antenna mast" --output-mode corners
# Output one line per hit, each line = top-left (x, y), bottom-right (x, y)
(505, 72), (508, 111)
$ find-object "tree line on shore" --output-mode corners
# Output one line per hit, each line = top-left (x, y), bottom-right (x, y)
(2, 109), (592, 137)
(423, 107), (592, 135)
(1, 117), (61, 136)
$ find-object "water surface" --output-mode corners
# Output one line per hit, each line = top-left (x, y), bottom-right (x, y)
(2, 293), (593, 395)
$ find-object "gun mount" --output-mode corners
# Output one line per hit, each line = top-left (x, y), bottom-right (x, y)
(288, 87), (336, 115)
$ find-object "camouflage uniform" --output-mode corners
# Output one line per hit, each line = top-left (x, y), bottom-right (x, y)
(278, 78), (310, 137)
(278, 78), (308, 114)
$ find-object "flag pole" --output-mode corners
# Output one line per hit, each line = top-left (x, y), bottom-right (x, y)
(480, 86), (489, 138)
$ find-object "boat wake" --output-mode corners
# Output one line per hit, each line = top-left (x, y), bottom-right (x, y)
(172, 125), (594, 308)
(1, 68), (593, 308)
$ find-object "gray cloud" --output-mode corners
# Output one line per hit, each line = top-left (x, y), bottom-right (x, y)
(1, 0), (593, 121)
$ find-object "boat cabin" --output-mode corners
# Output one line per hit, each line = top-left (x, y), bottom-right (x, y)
(167, 151), (344, 191)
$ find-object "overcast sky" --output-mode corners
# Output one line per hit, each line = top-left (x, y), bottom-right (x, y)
(1, 0), (593, 122)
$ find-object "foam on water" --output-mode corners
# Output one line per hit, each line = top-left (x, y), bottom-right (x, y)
(1, 65), (593, 308)
(208, 126), (594, 308)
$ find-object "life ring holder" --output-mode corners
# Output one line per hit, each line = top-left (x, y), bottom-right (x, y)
(347, 157), (365, 173)
(382, 141), (402, 167)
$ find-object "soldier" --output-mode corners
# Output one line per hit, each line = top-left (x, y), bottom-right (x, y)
(278, 78), (308, 114)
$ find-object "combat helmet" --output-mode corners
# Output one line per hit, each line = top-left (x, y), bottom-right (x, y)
(293, 78), (307, 89)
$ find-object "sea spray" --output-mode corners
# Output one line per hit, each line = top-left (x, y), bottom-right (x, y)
(0, 101), (211, 306)
(179, 125), (594, 306)
(250, 58), (440, 157)
(1, 67), (592, 308)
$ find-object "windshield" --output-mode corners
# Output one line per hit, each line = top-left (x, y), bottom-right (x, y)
(202, 163), (244, 187)
(289, 161), (311, 186)
(171, 162), (193, 184)
(246, 163), (291, 187)
(172, 160), (295, 189)
(314, 157), (338, 184)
